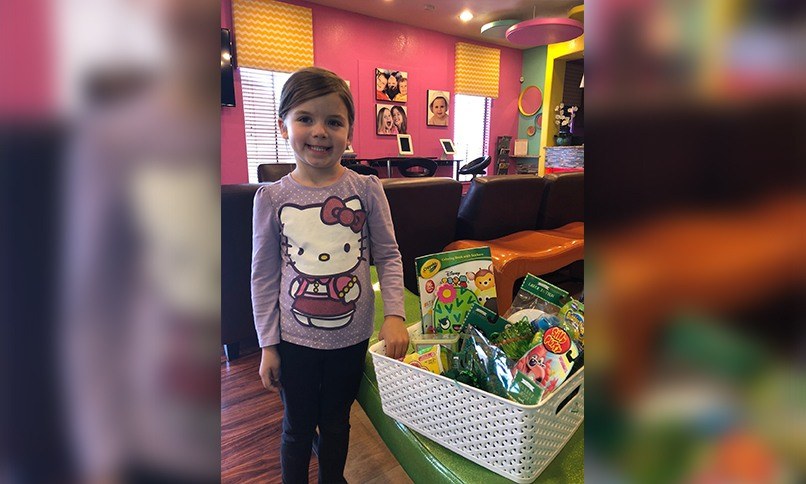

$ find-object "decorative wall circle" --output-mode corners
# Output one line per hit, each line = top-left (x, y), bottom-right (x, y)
(518, 85), (542, 116)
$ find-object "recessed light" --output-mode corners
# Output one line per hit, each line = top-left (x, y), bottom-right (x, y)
(424, 4), (435, 11)
(459, 10), (473, 22)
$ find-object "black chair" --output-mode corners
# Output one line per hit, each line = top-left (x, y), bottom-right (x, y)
(257, 163), (295, 182)
(397, 158), (438, 178)
(458, 156), (491, 178)
(346, 164), (379, 176)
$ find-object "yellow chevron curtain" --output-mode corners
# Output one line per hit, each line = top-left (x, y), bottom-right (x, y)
(232, 0), (313, 72)
(454, 42), (500, 98)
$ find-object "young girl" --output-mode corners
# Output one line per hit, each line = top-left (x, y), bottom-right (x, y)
(376, 107), (397, 135)
(391, 105), (408, 134)
(251, 66), (409, 483)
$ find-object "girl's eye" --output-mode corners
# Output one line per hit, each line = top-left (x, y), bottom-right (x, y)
(328, 120), (344, 128)
(297, 247), (304, 255)
(297, 116), (312, 123)
(343, 243), (350, 252)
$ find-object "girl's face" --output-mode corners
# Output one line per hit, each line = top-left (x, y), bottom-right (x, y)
(431, 98), (447, 118)
(278, 93), (352, 175)
(387, 76), (398, 90)
(399, 79), (407, 95)
(392, 109), (403, 127)
(382, 110), (394, 130)
(376, 73), (387, 91)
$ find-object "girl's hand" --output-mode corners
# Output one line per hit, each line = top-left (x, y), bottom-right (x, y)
(379, 316), (409, 360)
(259, 346), (281, 392)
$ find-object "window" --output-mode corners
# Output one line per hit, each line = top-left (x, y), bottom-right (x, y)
(453, 94), (491, 181)
(240, 68), (294, 183)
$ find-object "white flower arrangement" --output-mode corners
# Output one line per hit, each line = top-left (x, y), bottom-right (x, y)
(554, 103), (579, 131)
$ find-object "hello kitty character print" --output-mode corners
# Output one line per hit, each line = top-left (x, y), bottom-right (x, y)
(279, 196), (367, 329)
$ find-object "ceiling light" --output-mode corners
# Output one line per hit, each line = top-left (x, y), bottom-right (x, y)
(459, 10), (473, 22)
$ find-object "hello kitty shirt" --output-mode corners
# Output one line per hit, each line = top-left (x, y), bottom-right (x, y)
(251, 170), (405, 350)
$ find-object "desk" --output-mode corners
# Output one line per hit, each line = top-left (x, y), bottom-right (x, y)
(361, 157), (463, 179)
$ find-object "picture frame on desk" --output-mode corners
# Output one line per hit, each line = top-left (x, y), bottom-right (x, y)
(397, 134), (413, 155)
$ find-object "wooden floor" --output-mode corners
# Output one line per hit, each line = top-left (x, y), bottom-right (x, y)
(221, 349), (412, 484)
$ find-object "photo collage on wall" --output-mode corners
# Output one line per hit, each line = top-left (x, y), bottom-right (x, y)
(375, 68), (408, 136)
(373, 68), (451, 137)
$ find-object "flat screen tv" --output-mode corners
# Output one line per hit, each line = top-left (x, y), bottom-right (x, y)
(221, 28), (236, 107)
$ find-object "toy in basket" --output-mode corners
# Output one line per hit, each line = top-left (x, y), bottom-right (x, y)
(370, 323), (584, 483)
(415, 247), (498, 334)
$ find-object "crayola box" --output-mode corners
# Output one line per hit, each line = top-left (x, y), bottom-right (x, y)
(415, 247), (498, 334)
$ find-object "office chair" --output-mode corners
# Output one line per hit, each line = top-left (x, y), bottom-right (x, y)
(397, 158), (438, 178)
(458, 156), (491, 178)
(346, 164), (379, 176)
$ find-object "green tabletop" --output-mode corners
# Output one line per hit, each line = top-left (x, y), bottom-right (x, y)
(357, 268), (584, 483)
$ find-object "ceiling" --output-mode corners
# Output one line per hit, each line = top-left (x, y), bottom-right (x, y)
(303, 0), (584, 50)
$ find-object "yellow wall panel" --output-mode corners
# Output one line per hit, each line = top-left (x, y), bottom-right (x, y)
(232, 0), (313, 72)
(455, 42), (500, 98)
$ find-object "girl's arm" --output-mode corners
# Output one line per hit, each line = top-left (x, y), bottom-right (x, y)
(365, 177), (409, 358)
(251, 186), (282, 348)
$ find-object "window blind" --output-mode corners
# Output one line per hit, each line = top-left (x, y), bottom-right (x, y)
(240, 68), (295, 183)
(232, 0), (313, 72)
(455, 42), (500, 99)
(453, 94), (492, 181)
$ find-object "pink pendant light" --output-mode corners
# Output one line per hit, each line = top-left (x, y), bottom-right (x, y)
(505, 17), (583, 46)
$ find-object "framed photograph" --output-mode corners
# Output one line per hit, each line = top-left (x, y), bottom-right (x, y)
(427, 90), (450, 127)
(397, 134), (413, 155)
(375, 68), (408, 102)
(376, 104), (407, 135)
(439, 138), (456, 155)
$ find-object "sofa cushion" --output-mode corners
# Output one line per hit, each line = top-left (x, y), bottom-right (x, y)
(456, 175), (548, 241)
(381, 178), (463, 294)
(537, 172), (584, 229)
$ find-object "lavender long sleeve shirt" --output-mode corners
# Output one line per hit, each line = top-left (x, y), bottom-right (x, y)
(251, 170), (405, 350)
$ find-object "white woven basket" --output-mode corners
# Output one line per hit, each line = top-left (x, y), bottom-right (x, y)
(370, 324), (584, 483)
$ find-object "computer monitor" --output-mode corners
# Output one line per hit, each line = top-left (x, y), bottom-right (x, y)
(397, 134), (413, 155)
(439, 139), (456, 155)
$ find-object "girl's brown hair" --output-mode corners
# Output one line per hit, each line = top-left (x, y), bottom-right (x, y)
(278, 67), (355, 127)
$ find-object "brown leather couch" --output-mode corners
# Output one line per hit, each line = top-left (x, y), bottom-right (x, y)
(456, 175), (550, 240)
(220, 177), (464, 357)
(221, 184), (260, 359)
(446, 173), (584, 312)
(381, 177), (463, 294)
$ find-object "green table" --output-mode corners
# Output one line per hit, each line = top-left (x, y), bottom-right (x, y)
(357, 269), (584, 483)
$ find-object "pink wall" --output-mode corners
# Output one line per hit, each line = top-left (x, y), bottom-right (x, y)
(221, 0), (522, 184)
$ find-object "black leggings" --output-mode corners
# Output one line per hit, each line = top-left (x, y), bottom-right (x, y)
(278, 339), (369, 484)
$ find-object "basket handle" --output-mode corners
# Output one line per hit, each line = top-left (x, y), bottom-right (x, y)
(554, 385), (581, 415)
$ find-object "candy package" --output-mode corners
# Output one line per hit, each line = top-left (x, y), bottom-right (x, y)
(403, 344), (449, 375)
(513, 321), (581, 402)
